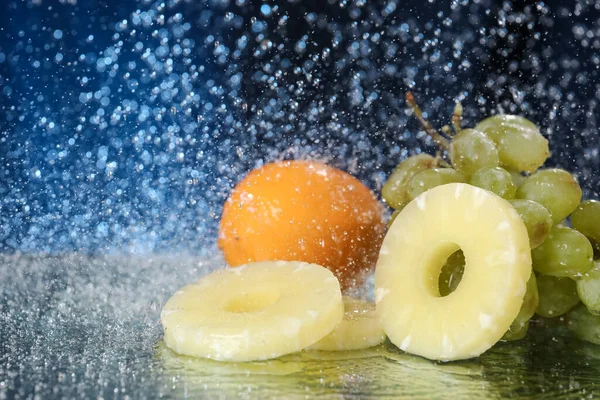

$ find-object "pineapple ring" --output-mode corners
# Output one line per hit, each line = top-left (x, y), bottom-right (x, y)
(161, 261), (344, 362)
(307, 296), (386, 351)
(375, 183), (531, 361)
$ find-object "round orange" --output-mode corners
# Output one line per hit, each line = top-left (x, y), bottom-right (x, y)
(218, 160), (385, 290)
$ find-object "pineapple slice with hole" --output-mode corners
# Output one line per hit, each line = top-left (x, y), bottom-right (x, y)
(161, 261), (344, 362)
(307, 296), (386, 351)
(375, 183), (531, 361)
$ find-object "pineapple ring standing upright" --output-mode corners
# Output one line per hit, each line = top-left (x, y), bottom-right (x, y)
(307, 296), (386, 351)
(161, 261), (344, 362)
(375, 183), (531, 361)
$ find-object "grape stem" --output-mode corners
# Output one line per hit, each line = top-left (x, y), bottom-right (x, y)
(452, 102), (463, 134)
(405, 92), (450, 150)
(441, 125), (453, 136)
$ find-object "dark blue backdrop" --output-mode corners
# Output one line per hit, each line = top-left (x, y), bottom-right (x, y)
(0, 0), (598, 254)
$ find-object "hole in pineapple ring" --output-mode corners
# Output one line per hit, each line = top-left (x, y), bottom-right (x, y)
(418, 241), (466, 298)
(224, 289), (281, 313)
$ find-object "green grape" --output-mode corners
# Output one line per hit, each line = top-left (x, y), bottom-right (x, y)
(470, 167), (516, 200)
(438, 250), (465, 297)
(576, 261), (600, 315)
(531, 226), (593, 278)
(571, 200), (600, 243)
(474, 114), (550, 173)
(509, 199), (553, 249)
(449, 129), (499, 176)
(387, 209), (402, 229)
(535, 274), (580, 318)
(503, 320), (529, 341)
(567, 304), (600, 345)
(382, 154), (437, 209)
(516, 168), (582, 224)
(407, 168), (467, 200)
(502, 272), (538, 341)
(517, 271), (540, 322)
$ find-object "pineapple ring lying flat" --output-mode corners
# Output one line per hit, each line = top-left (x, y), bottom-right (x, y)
(161, 261), (344, 362)
(307, 296), (386, 351)
(375, 183), (531, 361)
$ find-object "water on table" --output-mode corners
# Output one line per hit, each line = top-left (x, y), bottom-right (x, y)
(1, 254), (599, 399)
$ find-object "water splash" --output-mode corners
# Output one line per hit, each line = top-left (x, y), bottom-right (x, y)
(2, 0), (597, 253)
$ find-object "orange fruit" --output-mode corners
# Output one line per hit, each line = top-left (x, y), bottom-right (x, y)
(218, 160), (385, 290)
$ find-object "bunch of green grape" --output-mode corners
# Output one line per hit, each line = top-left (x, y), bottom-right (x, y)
(383, 96), (600, 343)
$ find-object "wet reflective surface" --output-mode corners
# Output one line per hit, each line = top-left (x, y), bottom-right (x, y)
(1, 254), (600, 399)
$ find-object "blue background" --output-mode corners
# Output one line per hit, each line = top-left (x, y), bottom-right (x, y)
(0, 0), (599, 254)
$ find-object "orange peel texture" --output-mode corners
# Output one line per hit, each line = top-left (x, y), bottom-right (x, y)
(218, 160), (385, 290)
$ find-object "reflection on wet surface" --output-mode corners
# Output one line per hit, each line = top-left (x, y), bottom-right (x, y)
(1, 254), (599, 399)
